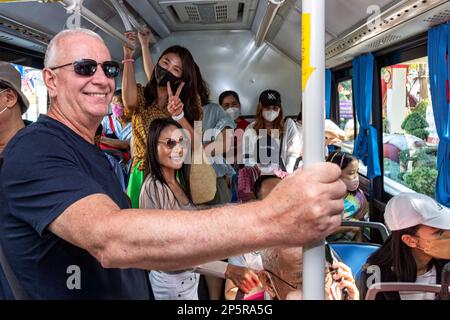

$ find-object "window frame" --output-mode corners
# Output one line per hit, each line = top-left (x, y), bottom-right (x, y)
(329, 33), (430, 239)
(330, 66), (359, 156)
(373, 33), (429, 204)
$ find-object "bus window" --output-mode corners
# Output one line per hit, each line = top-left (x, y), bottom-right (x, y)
(338, 79), (356, 153)
(12, 64), (47, 122)
(381, 57), (438, 197)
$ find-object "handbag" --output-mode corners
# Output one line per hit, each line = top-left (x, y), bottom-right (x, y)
(189, 132), (217, 204)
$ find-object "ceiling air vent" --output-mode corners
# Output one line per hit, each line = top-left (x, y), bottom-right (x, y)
(326, 0), (446, 61)
(169, 1), (240, 24)
(0, 15), (50, 46)
(423, 9), (450, 26)
(184, 5), (201, 22)
(366, 34), (402, 50)
(215, 3), (229, 22)
(157, 0), (257, 31)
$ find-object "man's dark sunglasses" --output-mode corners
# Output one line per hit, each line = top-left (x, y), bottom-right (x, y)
(50, 59), (120, 78)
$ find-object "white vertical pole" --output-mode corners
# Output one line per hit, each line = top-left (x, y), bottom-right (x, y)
(301, 0), (325, 300)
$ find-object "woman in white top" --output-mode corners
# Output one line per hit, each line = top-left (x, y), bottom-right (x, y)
(242, 90), (300, 174)
(139, 118), (198, 300)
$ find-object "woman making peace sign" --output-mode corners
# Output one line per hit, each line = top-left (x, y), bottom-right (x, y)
(122, 30), (207, 208)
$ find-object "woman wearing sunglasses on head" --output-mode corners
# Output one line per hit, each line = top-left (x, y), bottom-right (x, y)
(122, 29), (206, 208)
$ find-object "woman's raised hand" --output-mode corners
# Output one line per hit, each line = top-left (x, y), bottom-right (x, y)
(167, 81), (185, 117)
(123, 31), (137, 59)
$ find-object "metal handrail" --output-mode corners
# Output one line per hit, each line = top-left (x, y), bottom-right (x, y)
(254, 0), (285, 47)
(365, 282), (442, 300)
(109, 0), (133, 31)
(109, 0), (148, 33)
(59, 0), (136, 49)
(341, 220), (390, 242)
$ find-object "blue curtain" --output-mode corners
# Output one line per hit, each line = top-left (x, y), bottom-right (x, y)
(352, 53), (381, 179)
(429, 22), (450, 205)
(325, 69), (332, 119)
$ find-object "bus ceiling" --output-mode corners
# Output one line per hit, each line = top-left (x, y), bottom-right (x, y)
(0, 0), (449, 67)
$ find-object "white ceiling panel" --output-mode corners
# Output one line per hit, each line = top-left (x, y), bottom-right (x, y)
(325, 0), (398, 35)
(0, 2), (66, 35)
(268, 0), (401, 64)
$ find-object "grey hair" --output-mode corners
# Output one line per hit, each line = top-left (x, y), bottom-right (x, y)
(44, 28), (104, 68)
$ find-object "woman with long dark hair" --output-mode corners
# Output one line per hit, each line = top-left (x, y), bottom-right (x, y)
(139, 118), (197, 299)
(139, 118), (260, 300)
(359, 193), (450, 300)
(140, 118), (192, 209)
(122, 31), (208, 208)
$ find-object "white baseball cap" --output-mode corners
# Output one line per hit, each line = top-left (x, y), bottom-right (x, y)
(384, 193), (450, 231)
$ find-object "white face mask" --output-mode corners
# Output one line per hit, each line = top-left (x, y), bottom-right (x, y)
(263, 110), (280, 122)
(343, 177), (359, 192)
(225, 107), (240, 120)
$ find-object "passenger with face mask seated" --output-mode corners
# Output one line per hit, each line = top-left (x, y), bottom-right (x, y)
(99, 90), (132, 180)
(219, 90), (249, 167)
(242, 89), (300, 175)
(219, 90), (249, 132)
(100, 90), (132, 154)
(219, 90), (249, 202)
(359, 193), (450, 300)
(326, 151), (368, 242)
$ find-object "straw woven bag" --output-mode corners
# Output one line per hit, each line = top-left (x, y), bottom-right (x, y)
(189, 133), (217, 204)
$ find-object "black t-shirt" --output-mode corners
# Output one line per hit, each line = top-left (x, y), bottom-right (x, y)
(0, 115), (150, 299)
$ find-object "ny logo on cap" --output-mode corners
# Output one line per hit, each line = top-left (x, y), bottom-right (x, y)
(268, 93), (276, 100)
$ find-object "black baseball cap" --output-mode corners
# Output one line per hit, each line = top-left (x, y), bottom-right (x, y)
(259, 89), (281, 107)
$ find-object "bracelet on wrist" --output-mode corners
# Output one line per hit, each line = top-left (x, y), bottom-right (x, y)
(122, 59), (135, 64)
(172, 111), (184, 122)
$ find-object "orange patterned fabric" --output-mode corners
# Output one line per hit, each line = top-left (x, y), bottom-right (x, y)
(127, 85), (170, 171)
(126, 84), (203, 171)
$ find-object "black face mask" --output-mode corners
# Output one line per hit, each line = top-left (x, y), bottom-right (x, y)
(154, 64), (183, 92)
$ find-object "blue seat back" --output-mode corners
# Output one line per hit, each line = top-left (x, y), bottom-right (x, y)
(329, 242), (380, 280)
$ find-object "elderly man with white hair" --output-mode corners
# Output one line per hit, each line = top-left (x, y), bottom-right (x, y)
(0, 28), (346, 299)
